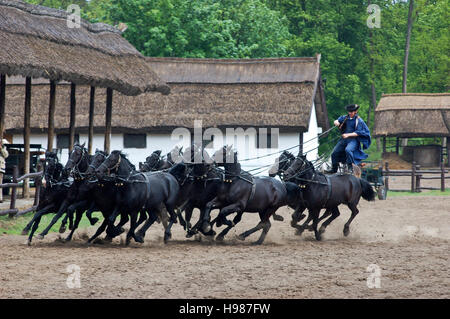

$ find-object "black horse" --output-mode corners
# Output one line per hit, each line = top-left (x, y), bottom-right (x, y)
(201, 146), (289, 244)
(283, 155), (376, 240)
(95, 151), (179, 244)
(268, 150), (296, 179)
(140, 146), (184, 172)
(35, 143), (98, 240)
(22, 151), (71, 244)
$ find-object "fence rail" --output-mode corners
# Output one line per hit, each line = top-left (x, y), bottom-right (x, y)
(0, 165), (43, 217)
(384, 162), (448, 193)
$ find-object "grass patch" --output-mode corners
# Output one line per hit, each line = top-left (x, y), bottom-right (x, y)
(387, 188), (450, 197)
(0, 211), (103, 235)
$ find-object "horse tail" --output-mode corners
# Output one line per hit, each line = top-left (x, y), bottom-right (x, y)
(359, 178), (376, 201)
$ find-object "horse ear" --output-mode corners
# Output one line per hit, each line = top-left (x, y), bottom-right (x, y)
(81, 142), (86, 148)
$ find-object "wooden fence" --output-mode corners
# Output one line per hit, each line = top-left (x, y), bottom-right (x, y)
(384, 162), (448, 193)
(0, 164), (43, 217)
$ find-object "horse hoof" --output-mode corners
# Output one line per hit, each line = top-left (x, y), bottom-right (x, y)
(104, 236), (113, 242)
(59, 226), (66, 234)
(343, 227), (350, 237)
(319, 226), (326, 235)
(65, 237), (72, 242)
(273, 215), (284, 221)
(90, 218), (99, 226)
(216, 235), (224, 242)
(36, 234), (44, 240)
(236, 234), (246, 241)
(27, 240), (32, 246)
(135, 235), (144, 244)
(164, 232), (172, 243)
(201, 222), (211, 234)
(315, 234), (322, 241)
(21, 229), (29, 236)
(295, 228), (304, 236)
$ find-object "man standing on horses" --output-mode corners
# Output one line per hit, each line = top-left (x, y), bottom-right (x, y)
(326, 104), (371, 174)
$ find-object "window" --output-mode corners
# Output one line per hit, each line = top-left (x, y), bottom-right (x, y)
(124, 134), (146, 149)
(56, 134), (79, 149)
(256, 128), (278, 149)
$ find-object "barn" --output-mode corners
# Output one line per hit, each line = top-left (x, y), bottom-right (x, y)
(374, 93), (450, 167)
(5, 56), (329, 172)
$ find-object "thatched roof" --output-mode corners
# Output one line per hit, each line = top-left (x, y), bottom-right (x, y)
(374, 93), (450, 137)
(4, 57), (329, 133)
(0, 0), (169, 96)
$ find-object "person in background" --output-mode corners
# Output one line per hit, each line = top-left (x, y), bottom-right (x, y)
(0, 138), (9, 202)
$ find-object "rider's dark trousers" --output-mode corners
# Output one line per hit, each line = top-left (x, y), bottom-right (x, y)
(331, 138), (359, 167)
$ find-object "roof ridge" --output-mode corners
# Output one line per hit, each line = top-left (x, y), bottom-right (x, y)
(145, 57), (318, 64)
(382, 93), (450, 97)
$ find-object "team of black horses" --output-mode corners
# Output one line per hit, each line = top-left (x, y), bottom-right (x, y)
(21, 142), (376, 246)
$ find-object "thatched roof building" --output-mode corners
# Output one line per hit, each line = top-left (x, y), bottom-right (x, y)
(374, 93), (450, 137)
(0, 0), (169, 96)
(4, 56), (329, 133)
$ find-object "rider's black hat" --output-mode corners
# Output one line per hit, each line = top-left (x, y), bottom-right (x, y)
(345, 104), (360, 112)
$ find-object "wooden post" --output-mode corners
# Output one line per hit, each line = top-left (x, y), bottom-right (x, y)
(415, 164), (421, 192)
(0, 74), (5, 142)
(384, 162), (389, 190)
(411, 161), (416, 193)
(446, 137), (450, 167)
(441, 162), (445, 192)
(23, 77), (31, 199)
(88, 86), (95, 154)
(47, 80), (56, 151)
(69, 83), (76, 152)
(299, 132), (303, 156)
(104, 88), (113, 154)
(396, 137), (400, 154)
(382, 137), (386, 154)
(9, 165), (18, 218)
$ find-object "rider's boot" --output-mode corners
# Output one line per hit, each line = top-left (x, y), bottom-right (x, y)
(324, 163), (338, 175)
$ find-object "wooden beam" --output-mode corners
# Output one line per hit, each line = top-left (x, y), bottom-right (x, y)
(23, 77), (31, 198)
(104, 88), (113, 154)
(69, 83), (76, 152)
(299, 132), (304, 156)
(0, 74), (5, 141)
(88, 86), (95, 154)
(382, 137), (386, 154)
(395, 137), (400, 154)
(47, 80), (56, 151)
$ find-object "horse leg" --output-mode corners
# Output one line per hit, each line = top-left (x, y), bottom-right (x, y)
(238, 209), (274, 245)
(290, 206), (306, 229)
(343, 203), (359, 237)
(65, 207), (85, 242)
(293, 209), (314, 236)
(163, 204), (178, 243)
(85, 202), (99, 225)
(310, 208), (322, 241)
(26, 205), (54, 245)
(88, 217), (109, 244)
(135, 209), (159, 243)
(22, 203), (53, 235)
(202, 197), (223, 233)
(60, 200), (88, 233)
(105, 211), (128, 240)
(136, 210), (148, 227)
(125, 212), (138, 245)
(216, 212), (243, 242)
(318, 207), (340, 237)
(37, 200), (71, 239)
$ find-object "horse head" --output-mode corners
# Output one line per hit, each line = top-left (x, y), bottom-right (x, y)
(283, 154), (312, 181)
(64, 142), (86, 175)
(95, 150), (134, 179)
(86, 149), (108, 176)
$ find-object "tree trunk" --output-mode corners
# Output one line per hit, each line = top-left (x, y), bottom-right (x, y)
(402, 0), (414, 93)
(401, 0), (415, 148)
(47, 81), (56, 151)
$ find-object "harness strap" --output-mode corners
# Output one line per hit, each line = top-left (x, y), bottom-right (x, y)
(323, 176), (332, 207)
(248, 176), (256, 202)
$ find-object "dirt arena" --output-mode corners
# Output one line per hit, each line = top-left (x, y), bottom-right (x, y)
(0, 194), (449, 299)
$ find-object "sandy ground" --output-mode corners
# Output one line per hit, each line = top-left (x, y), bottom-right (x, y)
(0, 194), (449, 299)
